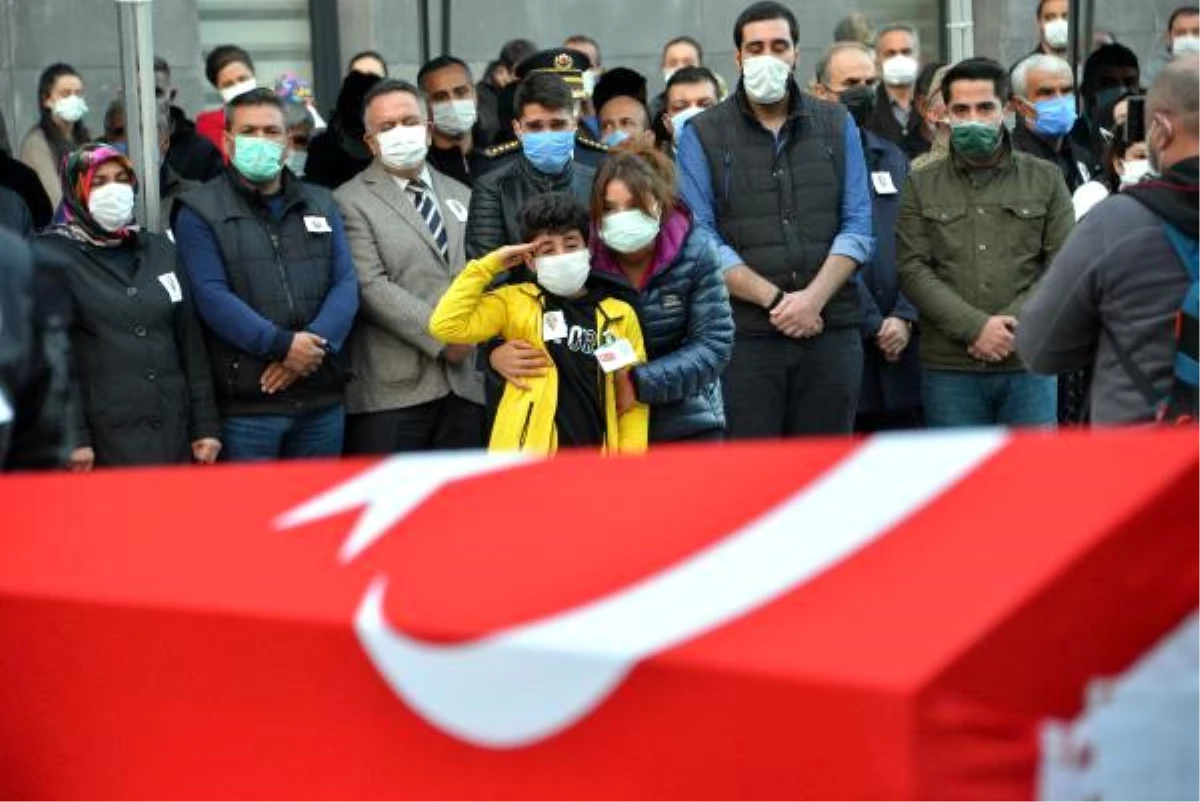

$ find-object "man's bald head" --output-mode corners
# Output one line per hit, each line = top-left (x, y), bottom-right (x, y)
(1146, 54), (1199, 172)
(1148, 53), (1199, 135)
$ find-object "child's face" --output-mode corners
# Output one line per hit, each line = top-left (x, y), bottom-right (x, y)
(525, 230), (586, 270)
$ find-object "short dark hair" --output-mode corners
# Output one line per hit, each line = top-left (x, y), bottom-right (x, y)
(666, 66), (721, 98)
(519, 191), (590, 243)
(362, 78), (423, 118)
(1081, 43), (1140, 94)
(1036, 0), (1064, 17)
(513, 72), (573, 118)
(733, 1), (799, 49)
(941, 57), (1010, 104)
(153, 56), (171, 77)
(224, 87), (284, 130)
(564, 34), (602, 67)
(1170, 4), (1200, 30)
(662, 35), (704, 64)
(204, 44), (255, 88)
(417, 55), (472, 90)
(499, 38), (538, 70)
(348, 49), (389, 75)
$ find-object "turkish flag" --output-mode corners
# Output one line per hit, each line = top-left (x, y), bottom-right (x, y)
(0, 429), (1195, 800)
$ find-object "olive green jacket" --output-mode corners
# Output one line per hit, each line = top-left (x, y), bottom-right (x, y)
(896, 140), (1074, 372)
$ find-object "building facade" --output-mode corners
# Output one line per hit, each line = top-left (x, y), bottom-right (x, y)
(0, 0), (1184, 157)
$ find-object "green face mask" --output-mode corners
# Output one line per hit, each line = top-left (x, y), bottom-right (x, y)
(232, 135), (285, 183)
(950, 120), (1002, 159)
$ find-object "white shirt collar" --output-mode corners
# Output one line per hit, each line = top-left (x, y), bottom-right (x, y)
(391, 165), (434, 193)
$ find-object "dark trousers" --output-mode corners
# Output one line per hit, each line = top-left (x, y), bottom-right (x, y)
(855, 409), (924, 434)
(722, 327), (863, 439)
(344, 394), (486, 455)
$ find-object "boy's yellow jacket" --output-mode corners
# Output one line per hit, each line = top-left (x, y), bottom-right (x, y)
(429, 251), (649, 454)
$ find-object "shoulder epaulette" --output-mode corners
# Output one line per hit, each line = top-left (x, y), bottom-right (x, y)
(481, 139), (522, 159)
(576, 135), (608, 153)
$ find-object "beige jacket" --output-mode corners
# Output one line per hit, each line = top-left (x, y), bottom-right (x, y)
(335, 161), (483, 414)
(19, 127), (63, 210)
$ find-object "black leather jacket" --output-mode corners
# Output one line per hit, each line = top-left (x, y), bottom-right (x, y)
(465, 155), (596, 259)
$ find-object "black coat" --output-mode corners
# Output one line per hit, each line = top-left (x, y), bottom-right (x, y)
(864, 82), (917, 148)
(1, 228), (73, 470)
(856, 131), (922, 415)
(466, 155), (596, 258)
(166, 107), (225, 183)
(0, 152), (53, 230)
(0, 185), (31, 236)
(36, 231), (220, 467)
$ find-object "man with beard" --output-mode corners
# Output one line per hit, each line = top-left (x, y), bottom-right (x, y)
(1018, 56), (1200, 425)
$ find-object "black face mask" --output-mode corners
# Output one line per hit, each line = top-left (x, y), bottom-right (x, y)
(838, 84), (877, 128)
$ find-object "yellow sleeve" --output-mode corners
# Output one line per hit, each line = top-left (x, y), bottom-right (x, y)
(428, 251), (511, 344)
(616, 307), (650, 454)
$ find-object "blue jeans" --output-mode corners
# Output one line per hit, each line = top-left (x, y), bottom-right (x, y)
(221, 403), (346, 462)
(922, 370), (1057, 429)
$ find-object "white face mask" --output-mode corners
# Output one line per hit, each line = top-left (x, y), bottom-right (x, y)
(286, 150), (308, 177)
(1119, 158), (1153, 187)
(1172, 34), (1200, 57)
(220, 78), (258, 105)
(741, 55), (792, 105)
(52, 95), (88, 124)
(1044, 18), (1070, 50)
(581, 69), (599, 98)
(431, 99), (478, 136)
(670, 105), (706, 135)
(534, 249), (591, 297)
(376, 123), (428, 170)
(881, 55), (920, 87)
(88, 182), (136, 232)
(600, 209), (661, 254)
(663, 67), (678, 85)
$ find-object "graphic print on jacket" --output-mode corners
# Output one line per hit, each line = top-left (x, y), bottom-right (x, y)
(543, 292), (604, 449)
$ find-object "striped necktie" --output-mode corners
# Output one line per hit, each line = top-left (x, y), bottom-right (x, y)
(406, 178), (450, 262)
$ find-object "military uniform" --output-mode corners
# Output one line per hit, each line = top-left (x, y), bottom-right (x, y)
(475, 133), (608, 177)
(476, 47), (610, 176)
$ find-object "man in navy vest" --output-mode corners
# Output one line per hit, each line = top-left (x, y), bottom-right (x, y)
(813, 42), (923, 432)
(175, 89), (359, 461)
(677, 0), (874, 438)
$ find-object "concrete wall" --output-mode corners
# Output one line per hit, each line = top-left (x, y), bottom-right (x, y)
(0, 0), (1180, 154)
(975, 0), (1181, 72)
(0, 0), (203, 154)
(339, 0), (946, 100)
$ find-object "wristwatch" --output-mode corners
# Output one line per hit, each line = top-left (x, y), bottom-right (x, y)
(767, 289), (785, 311)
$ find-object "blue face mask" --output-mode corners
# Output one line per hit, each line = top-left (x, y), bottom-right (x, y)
(522, 130), (575, 174)
(602, 129), (630, 148)
(231, 135), (285, 183)
(1031, 94), (1077, 138)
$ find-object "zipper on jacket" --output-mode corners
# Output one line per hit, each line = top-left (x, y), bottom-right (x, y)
(268, 224), (300, 328)
(721, 147), (733, 206)
(518, 402), (534, 449)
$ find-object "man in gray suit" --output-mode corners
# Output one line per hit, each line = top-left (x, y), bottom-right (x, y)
(335, 79), (485, 453)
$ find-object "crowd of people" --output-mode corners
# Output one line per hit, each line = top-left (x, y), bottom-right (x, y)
(0, 0), (1197, 470)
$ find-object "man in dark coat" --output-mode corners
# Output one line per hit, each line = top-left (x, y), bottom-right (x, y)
(814, 42), (922, 430)
(0, 228), (73, 470)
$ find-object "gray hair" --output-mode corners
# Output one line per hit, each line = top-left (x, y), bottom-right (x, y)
(1011, 53), (1074, 99)
(875, 23), (921, 56)
(833, 13), (875, 47)
(816, 41), (875, 86)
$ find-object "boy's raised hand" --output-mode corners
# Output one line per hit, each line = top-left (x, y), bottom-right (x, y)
(493, 242), (538, 269)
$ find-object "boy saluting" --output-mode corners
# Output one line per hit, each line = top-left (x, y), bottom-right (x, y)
(430, 192), (648, 454)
